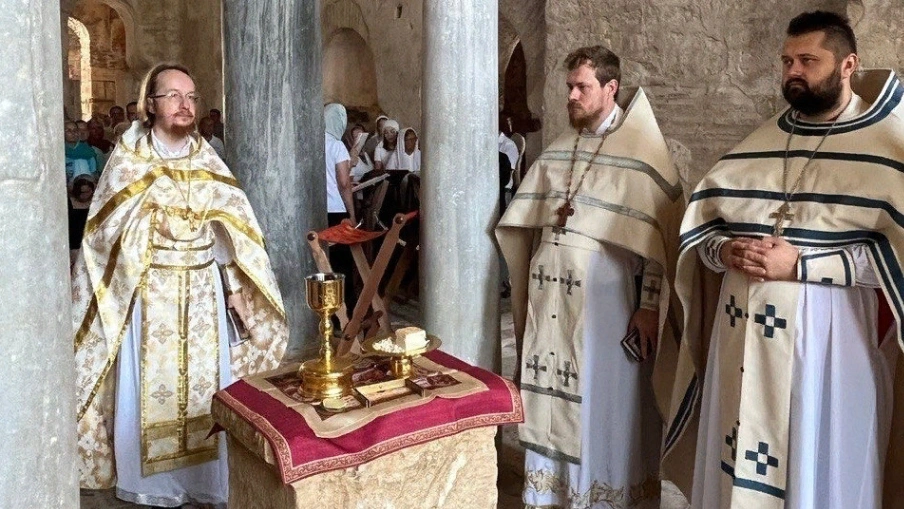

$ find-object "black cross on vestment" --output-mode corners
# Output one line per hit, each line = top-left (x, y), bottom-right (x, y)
(724, 422), (740, 461)
(531, 265), (546, 290)
(642, 279), (661, 302)
(745, 441), (779, 476)
(562, 270), (582, 295)
(525, 355), (548, 382)
(725, 295), (744, 327)
(557, 361), (578, 387)
(754, 304), (787, 338)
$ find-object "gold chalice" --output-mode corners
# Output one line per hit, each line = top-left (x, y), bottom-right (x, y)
(300, 273), (353, 400)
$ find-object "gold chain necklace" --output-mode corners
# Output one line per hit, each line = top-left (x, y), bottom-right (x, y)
(769, 111), (839, 236)
(150, 133), (202, 232)
(556, 132), (609, 227)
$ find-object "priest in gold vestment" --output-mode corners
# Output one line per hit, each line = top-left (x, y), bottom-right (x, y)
(72, 63), (288, 507)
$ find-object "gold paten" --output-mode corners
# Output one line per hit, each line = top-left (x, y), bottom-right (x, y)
(300, 273), (353, 399)
(361, 334), (442, 378)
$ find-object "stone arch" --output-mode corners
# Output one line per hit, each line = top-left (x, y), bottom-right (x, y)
(498, 13), (519, 95)
(322, 0), (370, 44)
(95, 0), (141, 70)
(498, 13), (539, 136)
(67, 17), (92, 119)
(323, 28), (380, 115)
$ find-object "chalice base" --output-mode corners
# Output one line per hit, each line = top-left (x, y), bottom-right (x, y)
(300, 357), (353, 400)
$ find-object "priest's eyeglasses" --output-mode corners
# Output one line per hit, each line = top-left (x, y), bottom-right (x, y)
(149, 92), (202, 105)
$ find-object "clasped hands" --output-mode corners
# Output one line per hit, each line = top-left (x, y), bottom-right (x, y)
(720, 236), (800, 282)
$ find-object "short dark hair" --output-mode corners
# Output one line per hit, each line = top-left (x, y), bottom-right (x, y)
(210, 108), (221, 115)
(109, 105), (124, 116)
(126, 101), (137, 109)
(564, 45), (621, 88)
(787, 11), (857, 60)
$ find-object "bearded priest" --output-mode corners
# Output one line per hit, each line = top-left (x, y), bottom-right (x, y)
(663, 11), (904, 509)
(71, 63), (289, 507)
(496, 45), (684, 508)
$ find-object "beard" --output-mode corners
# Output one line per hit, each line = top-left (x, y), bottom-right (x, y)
(568, 102), (605, 130)
(782, 67), (843, 117)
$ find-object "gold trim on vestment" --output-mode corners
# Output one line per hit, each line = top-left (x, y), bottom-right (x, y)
(232, 257), (286, 320)
(85, 167), (240, 236)
(76, 290), (139, 421)
(142, 449), (219, 477)
(148, 259), (215, 271)
(151, 241), (215, 252)
(205, 210), (265, 248)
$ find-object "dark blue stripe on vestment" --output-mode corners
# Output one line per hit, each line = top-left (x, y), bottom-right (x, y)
(719, 150), (904, 175)
(687, 189), (904, 230)
(664, 376), (698, 453)
(776, 75), (902, 135)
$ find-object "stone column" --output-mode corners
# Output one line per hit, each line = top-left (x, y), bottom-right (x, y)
(222, 1), (325, 358)
(421, 1), (500, 370)
(0, 2), (78, 506)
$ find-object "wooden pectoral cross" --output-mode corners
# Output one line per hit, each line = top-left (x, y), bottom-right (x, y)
(769, 203), (794, 236)
(556, 202), (575, 228)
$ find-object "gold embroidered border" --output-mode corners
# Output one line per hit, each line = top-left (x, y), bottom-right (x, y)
(212, 376), (523, 484)
(205, 210), (265, 248)
(178, 271), (190, 452)
(75, 237), (125, 349)
(524, 469), (661, 509)
(76, 291), (138, 420)
(148, 259), (215, 271)
(142, 448), (219, 477)
(151, 241), (215, 252)
(85, 167), (240, 236)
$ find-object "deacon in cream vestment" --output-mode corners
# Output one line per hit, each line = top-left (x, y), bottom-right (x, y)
(662, 57), (904, 509)
(497, 45), (684, 509)
(72, 122), (288, 506)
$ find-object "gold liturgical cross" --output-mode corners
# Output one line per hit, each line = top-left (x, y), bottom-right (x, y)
(769, 203), (795, 236)
(556, 202), (575, 228)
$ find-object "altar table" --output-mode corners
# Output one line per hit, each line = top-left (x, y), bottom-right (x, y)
(212, 350), (523, 508)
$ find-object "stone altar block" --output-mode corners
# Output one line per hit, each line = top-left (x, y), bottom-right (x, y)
(212, 350), (522, 508)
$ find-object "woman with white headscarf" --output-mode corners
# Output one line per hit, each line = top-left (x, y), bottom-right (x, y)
(324, 103), (355, 223)
(397, 127), (421, 173)
(363, 114), (388, 161)
(373, 119), (401, 170)
(324, 103), (356, 309)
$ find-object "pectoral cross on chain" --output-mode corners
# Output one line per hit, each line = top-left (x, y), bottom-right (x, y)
(769, 203), (795, 236)
(555, 202), (575, 228)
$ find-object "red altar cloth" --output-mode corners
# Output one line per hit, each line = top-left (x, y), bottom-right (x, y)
(211, 350), (523, 484)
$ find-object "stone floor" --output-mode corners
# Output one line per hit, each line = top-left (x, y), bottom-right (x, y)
(80, 297), (689, 508)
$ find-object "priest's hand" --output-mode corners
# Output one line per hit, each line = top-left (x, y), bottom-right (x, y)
(729, 236), (799, 282)
(628, 308), (659, 359)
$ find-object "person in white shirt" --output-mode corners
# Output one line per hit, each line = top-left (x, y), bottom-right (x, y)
(399, 127), (421, 173)
(199, 116), (226, 159)
(373, 119), (400, 170)
(498, 130), (519, 171)
(363, 114), (388, 161)
(324, 103), (356, 309)
(344, 123), (372, 182)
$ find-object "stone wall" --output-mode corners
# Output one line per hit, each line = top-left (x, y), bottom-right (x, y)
(64, 0), (224, 117)
(322, 0), (424, 130)
(849, 0), (904, 71)
(542, 0), (858, 188)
